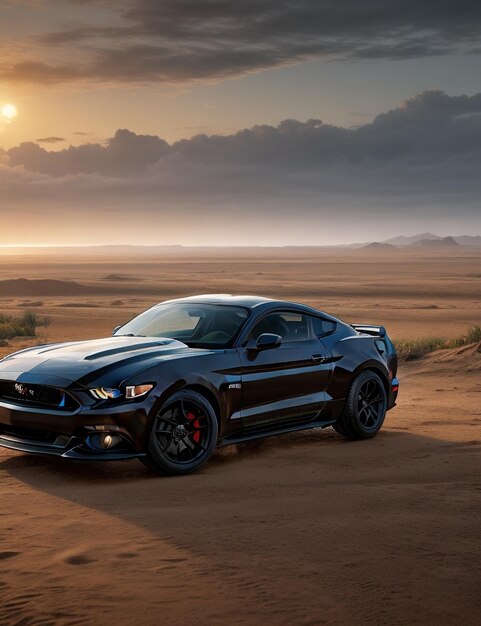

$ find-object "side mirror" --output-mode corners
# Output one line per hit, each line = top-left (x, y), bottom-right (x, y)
(112, 325), (122, 336)
(248, 333), (282, 351)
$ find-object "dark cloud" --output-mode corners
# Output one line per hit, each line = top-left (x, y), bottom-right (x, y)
(8, 129), (169, 176)
(3, 91), (481, 223)
(2, 0), (481, 85)
(36, 136), (65, 144)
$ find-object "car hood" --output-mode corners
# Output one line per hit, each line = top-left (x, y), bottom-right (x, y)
(0, 336), (198, 387)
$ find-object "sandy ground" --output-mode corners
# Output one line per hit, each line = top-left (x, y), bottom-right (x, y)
(0, 249), (480, 625)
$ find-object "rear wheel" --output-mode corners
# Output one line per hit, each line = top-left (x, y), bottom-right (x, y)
(333, 371), (387, 440)
(142, 389), (218, 475)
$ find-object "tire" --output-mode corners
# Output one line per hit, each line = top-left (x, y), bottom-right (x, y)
(141, 389), (218, 475)
(333, 370), (387, 440)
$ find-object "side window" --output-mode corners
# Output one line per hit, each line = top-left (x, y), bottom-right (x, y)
(310, 316), (336, 338)
(250, 311), (310, 343)
(280, 312), (309, 341)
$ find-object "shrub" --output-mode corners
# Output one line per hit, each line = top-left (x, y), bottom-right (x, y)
(465, 325), (481, 344)
(0, 311), (41, 340)
(395, 325), (481, 361)
(21, 311), (37, 336)
(43, 316), (54, 329)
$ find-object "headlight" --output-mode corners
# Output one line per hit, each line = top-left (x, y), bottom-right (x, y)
(125, 384), (154, 398)
(89, 384), (154, 401)
(89, 387), (123, 400)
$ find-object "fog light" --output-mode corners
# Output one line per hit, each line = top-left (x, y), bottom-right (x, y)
(102, 434), (113, 448)
(99, 433), (121, 448)
(86, 432), (121, 450)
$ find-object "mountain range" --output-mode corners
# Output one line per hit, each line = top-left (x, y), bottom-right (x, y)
(381, 233), (481, 248)
(361, 233), (481, 249)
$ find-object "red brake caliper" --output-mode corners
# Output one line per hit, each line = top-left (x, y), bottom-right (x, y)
(187, 411), (201, 443)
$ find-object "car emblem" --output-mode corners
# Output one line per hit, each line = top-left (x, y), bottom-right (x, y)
(15, 383), (30, 396)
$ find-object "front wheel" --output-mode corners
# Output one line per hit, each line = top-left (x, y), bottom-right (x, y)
(333, 371), (387, 440)
(142, 389), (218, 475)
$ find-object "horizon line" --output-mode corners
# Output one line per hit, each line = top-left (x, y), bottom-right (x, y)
(0, 232), (480, 250)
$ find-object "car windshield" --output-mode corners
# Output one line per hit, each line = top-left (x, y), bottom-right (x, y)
(115, 303), (250, 348)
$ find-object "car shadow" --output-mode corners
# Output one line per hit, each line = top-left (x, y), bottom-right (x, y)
(0, 424), (362, 481)
(0, 423), (472, 489)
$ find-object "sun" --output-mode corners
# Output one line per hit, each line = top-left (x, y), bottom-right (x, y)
(1, 103), (17, 121)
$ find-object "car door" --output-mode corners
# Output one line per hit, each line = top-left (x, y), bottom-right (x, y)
(238, 310), (332, 431)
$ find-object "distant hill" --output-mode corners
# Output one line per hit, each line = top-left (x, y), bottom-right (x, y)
(454, 235), (481, 247)
(383, 232), (441, 246)
(382, 233), (481, 248)
(361, 242), (397, 251)
(409, 236), (460, 248)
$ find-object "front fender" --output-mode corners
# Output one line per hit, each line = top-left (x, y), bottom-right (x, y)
(121, 350), (243, 443)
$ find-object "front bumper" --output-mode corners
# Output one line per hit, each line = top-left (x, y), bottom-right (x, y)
(0, 397), (154, 460)
(0, 430), (144, 460)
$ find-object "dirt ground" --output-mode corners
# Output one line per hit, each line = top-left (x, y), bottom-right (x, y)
(0, 248), (480, 625)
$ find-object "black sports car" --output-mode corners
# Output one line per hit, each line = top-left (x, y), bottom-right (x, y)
(0, 295), (398, 475)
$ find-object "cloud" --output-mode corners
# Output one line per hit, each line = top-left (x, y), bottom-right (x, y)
(36, 136), (65, 144)
(1, 90), (480, 233)
(8, 129), (169, 176)
(2, 0), (481, 85)
(6, 90), (481, 187)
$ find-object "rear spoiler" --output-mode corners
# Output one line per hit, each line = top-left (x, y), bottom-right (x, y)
(351, 324), (387, 338)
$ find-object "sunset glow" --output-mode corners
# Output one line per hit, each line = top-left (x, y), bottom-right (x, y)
(1, 103), (17, 121)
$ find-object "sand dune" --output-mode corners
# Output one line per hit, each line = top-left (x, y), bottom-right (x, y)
(411, 340), (481, 373)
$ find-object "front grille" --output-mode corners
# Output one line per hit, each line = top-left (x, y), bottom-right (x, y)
(0, 380), (80, 412)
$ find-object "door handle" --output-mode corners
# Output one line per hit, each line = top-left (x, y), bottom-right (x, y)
(311, 354), (326, 363)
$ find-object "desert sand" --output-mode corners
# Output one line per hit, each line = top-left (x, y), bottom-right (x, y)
(0, 248), (480, 625)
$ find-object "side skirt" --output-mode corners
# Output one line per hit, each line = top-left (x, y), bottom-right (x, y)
(219, 418), (337, 447)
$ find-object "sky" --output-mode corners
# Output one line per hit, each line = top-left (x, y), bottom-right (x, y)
(0, 0), (480, 246)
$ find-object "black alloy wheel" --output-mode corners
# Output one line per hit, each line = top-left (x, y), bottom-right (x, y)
(357, 378), (385, 430)
(333, 370), (387, 440)
(143, 389), (218, 475)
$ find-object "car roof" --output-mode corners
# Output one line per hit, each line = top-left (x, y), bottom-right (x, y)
(160, 294), (341, 323)
(162, 294), (273, 307)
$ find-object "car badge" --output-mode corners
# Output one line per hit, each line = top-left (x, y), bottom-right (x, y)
(15, 383), (30, 396)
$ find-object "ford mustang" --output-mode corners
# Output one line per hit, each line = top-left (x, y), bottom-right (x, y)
(0, 295), (399, 474)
